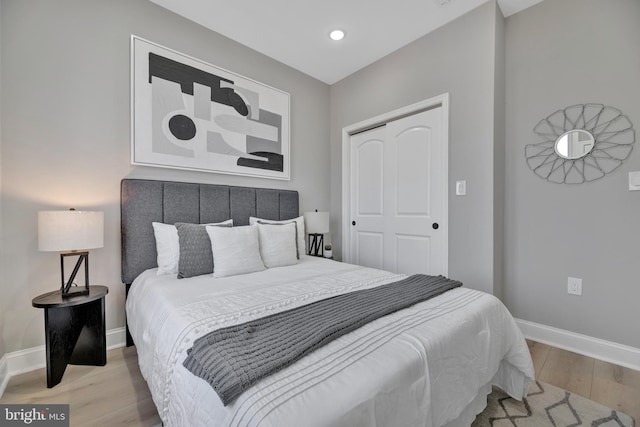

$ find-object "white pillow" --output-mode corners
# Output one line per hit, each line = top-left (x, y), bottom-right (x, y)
(249, 216), (305, 258)
(257, 222), (299, 268)
(152, 219), (232, 275)
(207, 225), (265, 278)
(152, 222), (180, 275)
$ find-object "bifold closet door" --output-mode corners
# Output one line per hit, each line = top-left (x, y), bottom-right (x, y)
(349, 107), (446, 276)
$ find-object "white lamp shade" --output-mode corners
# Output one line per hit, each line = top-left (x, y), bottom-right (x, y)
(38, 210), (104, 252)
(303, 211), (330, 234)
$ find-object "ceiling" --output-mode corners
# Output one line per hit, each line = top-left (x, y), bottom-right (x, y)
(150, 0), (543, 85)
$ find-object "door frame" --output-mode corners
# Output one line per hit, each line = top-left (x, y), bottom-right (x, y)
(341, 93), (449, 272)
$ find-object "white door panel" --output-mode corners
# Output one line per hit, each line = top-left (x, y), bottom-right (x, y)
(356, 231), (384, 270)
(355, 139), (384, 216)
(396, 126), (431, 216)
(396, 234), (431, 275)
(349, 107), (446, 276)
(350, 127), (386, 267)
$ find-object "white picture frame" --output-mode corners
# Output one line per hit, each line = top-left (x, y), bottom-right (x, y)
(131, 36), (290, 180)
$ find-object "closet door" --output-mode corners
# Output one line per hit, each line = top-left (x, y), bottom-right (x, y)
(349, 107), (446, 275)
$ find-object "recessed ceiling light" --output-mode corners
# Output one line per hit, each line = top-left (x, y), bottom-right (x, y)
(329, 30), (345, 41)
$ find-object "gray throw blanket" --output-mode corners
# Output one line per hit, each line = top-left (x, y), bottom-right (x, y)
(183, 274), (462, 406)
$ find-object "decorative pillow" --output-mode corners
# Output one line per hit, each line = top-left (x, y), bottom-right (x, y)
(207, 225), (265, 278)
(257, 222), (298, 268)
(152, 222), (181, 275)
(176, 220), (233, 279)
(249, 216), (305, 258)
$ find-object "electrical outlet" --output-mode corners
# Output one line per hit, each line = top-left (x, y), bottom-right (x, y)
(568, 277), (582, 296)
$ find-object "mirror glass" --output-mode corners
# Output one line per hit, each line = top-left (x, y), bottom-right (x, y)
(554, 129), (595, 159)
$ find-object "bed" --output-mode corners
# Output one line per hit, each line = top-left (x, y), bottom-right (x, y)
(121, 178), (535, 427)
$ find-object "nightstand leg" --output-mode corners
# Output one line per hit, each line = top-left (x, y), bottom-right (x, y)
(43, 297), (106, 388)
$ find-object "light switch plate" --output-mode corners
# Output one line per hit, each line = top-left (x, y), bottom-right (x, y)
(456, 180), (466, 196)
(629, 171), (640, 191)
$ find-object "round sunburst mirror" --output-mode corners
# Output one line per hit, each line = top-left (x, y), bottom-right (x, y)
(526, 104), (635, 184)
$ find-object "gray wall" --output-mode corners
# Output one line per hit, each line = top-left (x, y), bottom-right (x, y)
(0, 0), (330, 353)
(0, 1), (5, 361)
(330, 1), (504, 296)
(2, 0), (637, 357)
(504, 0), (640, 347)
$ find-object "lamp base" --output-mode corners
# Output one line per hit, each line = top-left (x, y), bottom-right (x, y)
(60, 251), (90, 298)
(61, 288), (90, 299)
(308, 233), (324, 257)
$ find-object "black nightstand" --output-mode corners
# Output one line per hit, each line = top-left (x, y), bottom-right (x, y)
(32, 286), (109, 388)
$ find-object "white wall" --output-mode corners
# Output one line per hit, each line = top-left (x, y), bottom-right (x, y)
(504, 0), (640, 348)
(0, 0), (330, 353)
(330, 1), (504, 296)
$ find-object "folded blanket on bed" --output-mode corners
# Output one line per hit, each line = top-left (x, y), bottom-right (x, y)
(183, 273), (462, 405)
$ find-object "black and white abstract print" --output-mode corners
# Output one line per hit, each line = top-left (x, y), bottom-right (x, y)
(131, 36), (290, 180)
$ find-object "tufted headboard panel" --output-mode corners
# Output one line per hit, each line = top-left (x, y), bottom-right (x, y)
(120, 178), (299, 284)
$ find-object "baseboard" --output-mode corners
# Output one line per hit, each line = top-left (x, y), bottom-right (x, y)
(106, 327), (127, 350)
(0, 327), (126, 399)
(516, 319), (640, 372)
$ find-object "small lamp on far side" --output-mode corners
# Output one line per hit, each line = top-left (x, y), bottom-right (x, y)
(303, 210), (329, 257)
(38, 209), (104, 298)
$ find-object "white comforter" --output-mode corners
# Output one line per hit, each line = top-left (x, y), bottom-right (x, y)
(126, 256), (534, 427)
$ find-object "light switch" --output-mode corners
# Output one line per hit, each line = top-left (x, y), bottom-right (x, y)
(629, 171), (640, 191)
(456, 180), (466, 196)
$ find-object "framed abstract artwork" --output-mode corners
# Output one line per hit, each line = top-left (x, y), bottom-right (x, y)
(131, 36), (290, 180)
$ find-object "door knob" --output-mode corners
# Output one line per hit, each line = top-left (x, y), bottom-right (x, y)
(352, 221), (356, 226)
(432, 223), (439, 230)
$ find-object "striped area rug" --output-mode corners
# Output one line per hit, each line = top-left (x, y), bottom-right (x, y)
(473, 381), (635, 426)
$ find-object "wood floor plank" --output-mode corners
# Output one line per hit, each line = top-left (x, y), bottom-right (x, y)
(80, 397), (161, 427)
(526, 339), (551, 376)
(591, 359), (640, 423)
(0, 347), (161, 426)
(536, 347), (595, 398)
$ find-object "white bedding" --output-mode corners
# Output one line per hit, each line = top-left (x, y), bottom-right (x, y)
(126, 256), (534, 427)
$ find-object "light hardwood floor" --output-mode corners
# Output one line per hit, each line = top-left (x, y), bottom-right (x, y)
(0, 347), (161, 426)
(1, 341), (639, 426)
(527, 340), (640, 423)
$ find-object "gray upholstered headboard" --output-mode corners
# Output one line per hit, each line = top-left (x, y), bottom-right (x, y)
(120, 178), (299, 285)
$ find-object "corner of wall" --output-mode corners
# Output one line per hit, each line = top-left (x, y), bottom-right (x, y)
(492, 1), (506, 300)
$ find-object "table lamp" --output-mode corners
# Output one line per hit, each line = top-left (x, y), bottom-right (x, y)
(303, 210), (329, 257)
(38, 209), (104, 298)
